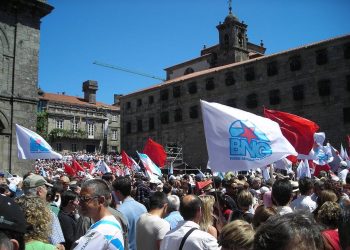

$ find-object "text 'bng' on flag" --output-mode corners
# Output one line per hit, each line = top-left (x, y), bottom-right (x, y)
(200, 100), (297, 172)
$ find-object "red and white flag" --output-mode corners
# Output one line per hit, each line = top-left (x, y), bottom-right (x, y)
(264, 108), (319, 155)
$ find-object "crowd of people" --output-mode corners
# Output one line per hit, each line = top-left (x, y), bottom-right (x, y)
(1, 153), (350, 250)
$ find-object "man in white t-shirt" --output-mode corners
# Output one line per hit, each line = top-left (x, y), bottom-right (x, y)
(73, 179), (124, 250)
(291, 177), (316, 213)
(338, 161), (349, 184)
(136, 191), (170, 250)
(160, 194), (220, 250)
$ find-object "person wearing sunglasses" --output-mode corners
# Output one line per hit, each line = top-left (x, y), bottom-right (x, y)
(72, 179), (124, 250)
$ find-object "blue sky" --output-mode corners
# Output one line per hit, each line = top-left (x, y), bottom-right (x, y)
(39, 0), (350, 105)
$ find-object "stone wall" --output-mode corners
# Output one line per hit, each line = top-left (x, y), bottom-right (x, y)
(0, 0), (52, 174)
(121, 35), (350, 169)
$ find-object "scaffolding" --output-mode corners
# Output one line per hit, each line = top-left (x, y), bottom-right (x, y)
(165, 143), (199, 173)
(165, 143), (183, 169)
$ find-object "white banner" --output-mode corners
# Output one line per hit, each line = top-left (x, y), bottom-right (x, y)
(201, 100), (297, 172)
(15, 124), (62, 160)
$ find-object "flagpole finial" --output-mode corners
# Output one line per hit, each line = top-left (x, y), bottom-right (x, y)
(228, 0), (232, 14)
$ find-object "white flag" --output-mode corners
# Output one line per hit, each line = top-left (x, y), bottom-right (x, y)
(99, 161), (111, 174)
(297, 159), (311, 179)
(261, 166), (271, 181)
(15, 124), (62, 160)
(274, 158), (293, 174)
(314, 132), (326, 146)
(340, 144), (349, 161)
(201, 100), (297, 172)
(329, 144), (342, 172)
(313, 144), (333, 166)
(137, 152), (162, 176)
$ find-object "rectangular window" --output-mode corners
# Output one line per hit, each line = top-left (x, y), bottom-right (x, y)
(149, 117), (154, 130)
(160, 112), (169, 124)
(245, 67), (255, 81)
(318, 79), (331, 96)
(149, 96), (154, 104)
(112, 115), (117, 121)
(347, 75), (350, 92)
(290, 55), (302, 71)
(269, 89), (281, 105)
(112, 130), (118, 140)
(56, 143), (62, 151)
(316, 49), (328, 65)
(126, 122), (131, 134)
(72, 120), (79, 132)
(246, 93), (258, 109)
(188, 82), (197, 94)
(174, 108), (182, 122)
(292, 85), (304, 101)
(267, 61), (278, 76)
(160, 89), (169, 101)
(126, 102), (131, 109)
(137, 119), (143, 132)
(189, 106), (198, 119)
(137, 99), (142, 107)
(344, 43), (350, 59)
(56, 120), (63, 129)
(87, 123), (94, 137)
(71, 144), (77, 152)
(206, 78), (215, 90)
(344, 108), (350, 123)
(173, 86), (181, 98)
(225, 72), (235, 86)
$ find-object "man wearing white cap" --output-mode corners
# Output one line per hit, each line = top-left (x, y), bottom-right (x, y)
(338, 161), (349, 184)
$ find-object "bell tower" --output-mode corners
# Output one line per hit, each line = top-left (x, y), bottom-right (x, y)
(216, 0), (249, 64)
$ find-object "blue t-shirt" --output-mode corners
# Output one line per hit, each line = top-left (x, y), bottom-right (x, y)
(164, 211), (184, 230)
(118, 197), (147, 250)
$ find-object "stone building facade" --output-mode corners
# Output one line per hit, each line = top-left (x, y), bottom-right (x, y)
(120, 10), (350, 169)
(0, 0), (52, 174)
(38, 80), (121, 154)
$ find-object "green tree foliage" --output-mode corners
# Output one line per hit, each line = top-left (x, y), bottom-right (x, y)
(36, 112), (48, 139)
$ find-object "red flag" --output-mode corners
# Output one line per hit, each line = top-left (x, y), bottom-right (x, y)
(196, 180), (212, 190)
(83, 162), (90, 168)
(264, 108), (319, 155)
(63, 163), (76, 176)
(72, 160), (85, 172)
(143, 138), (167, 168)
(287, 155), (298, 164)
(121, 150), (132, 169)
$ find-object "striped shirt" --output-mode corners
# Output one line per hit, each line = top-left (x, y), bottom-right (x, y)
(73, 215), (124, 250)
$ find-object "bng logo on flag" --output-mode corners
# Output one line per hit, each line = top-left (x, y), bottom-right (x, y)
(229, 120), (272, 161)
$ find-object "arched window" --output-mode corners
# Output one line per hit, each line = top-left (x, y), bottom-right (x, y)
(238, 33), (243, 47)
(224, 34), (229, 48)
(184, 67), (194, 75)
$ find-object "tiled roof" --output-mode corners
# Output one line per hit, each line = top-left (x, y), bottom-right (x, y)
(122, 33), (350, 98)
(39, 93), (119, 111)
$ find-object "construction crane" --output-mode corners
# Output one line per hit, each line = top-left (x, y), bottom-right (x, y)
(93, 61), (165, 81)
